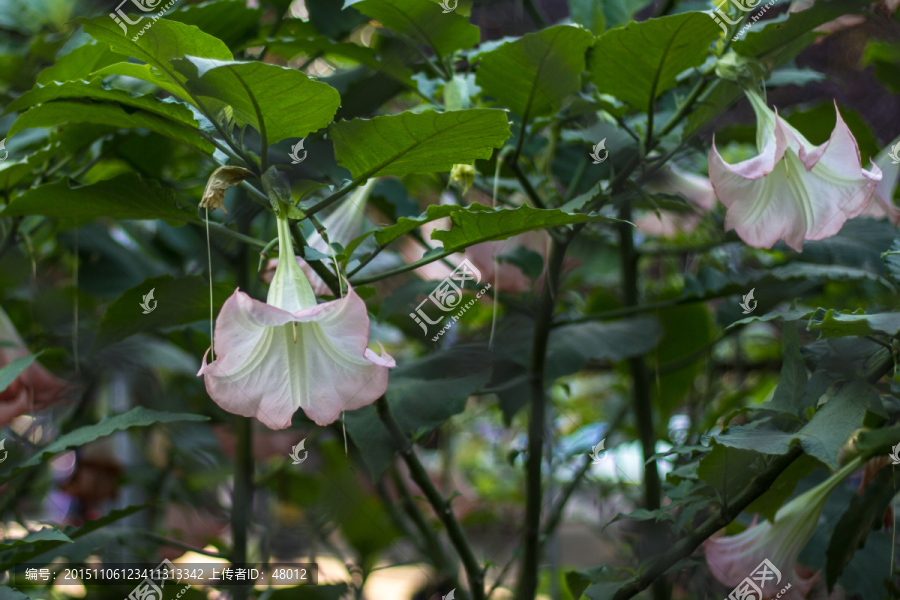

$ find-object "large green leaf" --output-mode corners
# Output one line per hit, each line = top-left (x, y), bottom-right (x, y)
(92, 62), (186, 98)
(345, 0), (479, 57)
(35, 41), (122, 85)
(345, 345), (492, 478)
(733, 0), (873, 61)
(0, 354), (38, 394)
(761, 322), (809, 415)
(0, 408), (206, 485)
(168, 0), (263, 49)
(91, 274), (233, 354)
(808, 309), (900, 340)
(330, 109), (511, 179)
(713, 379), (881, 468)
(5, 79), (201, 127)
(77, 16), (233, 96)
(588, 12), (719, 110)
(475, 25), (594, 120)
(1, 173), (195, 223)
(172, 57), (341, 144)
(7, 101), (214, 153)
(432, 203), (617, 252)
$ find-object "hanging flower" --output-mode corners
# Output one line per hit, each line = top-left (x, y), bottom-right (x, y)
(704, 456), (863, 598)
(0, 305), (66, 426)
(861, 138), (900, 224)
(709, 90), (881, 251)
(198, 213), (395, 429)
(262, 179), (377, 294)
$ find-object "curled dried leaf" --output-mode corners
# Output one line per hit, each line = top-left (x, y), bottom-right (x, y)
(201, 166), (255, 215)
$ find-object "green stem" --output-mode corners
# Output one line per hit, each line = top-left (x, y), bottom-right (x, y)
(617, 200), (666, 600)
(374, 396), (485, 600)
(231, 416), (254, 599)
(517, 238), (568, 600)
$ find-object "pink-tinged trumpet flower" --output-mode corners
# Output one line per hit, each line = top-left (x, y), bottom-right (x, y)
(704, 456), (863, 599)
(709, 90), (881, 251)
(0, 306), (66, 426)
(262, 179), (377, 294)
(198, 214), (394, 429)
(636, 163), (717, 237)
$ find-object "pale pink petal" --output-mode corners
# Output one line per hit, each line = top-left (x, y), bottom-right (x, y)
(199, 288), (393, 429)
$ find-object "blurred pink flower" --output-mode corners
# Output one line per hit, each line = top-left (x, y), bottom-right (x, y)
(0, 305), (66, 426)
(465, 229), (549, 293)
(636, 163), (717, 238)
(199, 216), (394, 429)
(704, 457), (862, 599)
(709, 90), (881, 251)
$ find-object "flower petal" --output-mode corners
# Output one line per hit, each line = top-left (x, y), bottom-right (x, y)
(200, 288), (394, 429)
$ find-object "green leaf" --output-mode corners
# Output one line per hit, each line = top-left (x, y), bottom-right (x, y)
(882, 238), (900, 283)
(808, 309), (900, 340)
(713, 379), (880, 468)
(733, 0), (873, 61)
(743, 453), (817, 522)
(0, 354), (38, 394)
(0, 408), (207, 485)
(569, 0), (605, 33)
(609, 508), (674, 526)
(264, 37), (412, 84)
(345, 345), (492, 478)
(697, 440), (763, 500)
(168, 0), (263, 49)
(91, 274), (234, 354)
(6, 79), (201, 126)
(826, 463), (900, 591)
(762, 322), (809, 415)
(36, 41), (122, 85)
(330, 109), (511, 180)
(652, 299), (713, 419)
(566, 566), (625, 600)
(1, 173), (195, 223)
(862, 41), (900, 95)
(92, 62), (186, 98)
(588, 12), (719, 110)
(345, 0), (480, 57)
(7, 100), (214, 153)
(0, 587), (29, 600)
(430, 203), (618, 252)
(0, 527), (72, 553)
(307, 0), (368, 39)
(172, 57), (341, 144)
(475, 25), (594, 120)
(77, 16), (233, 96)
(0, 505), (147, 572)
